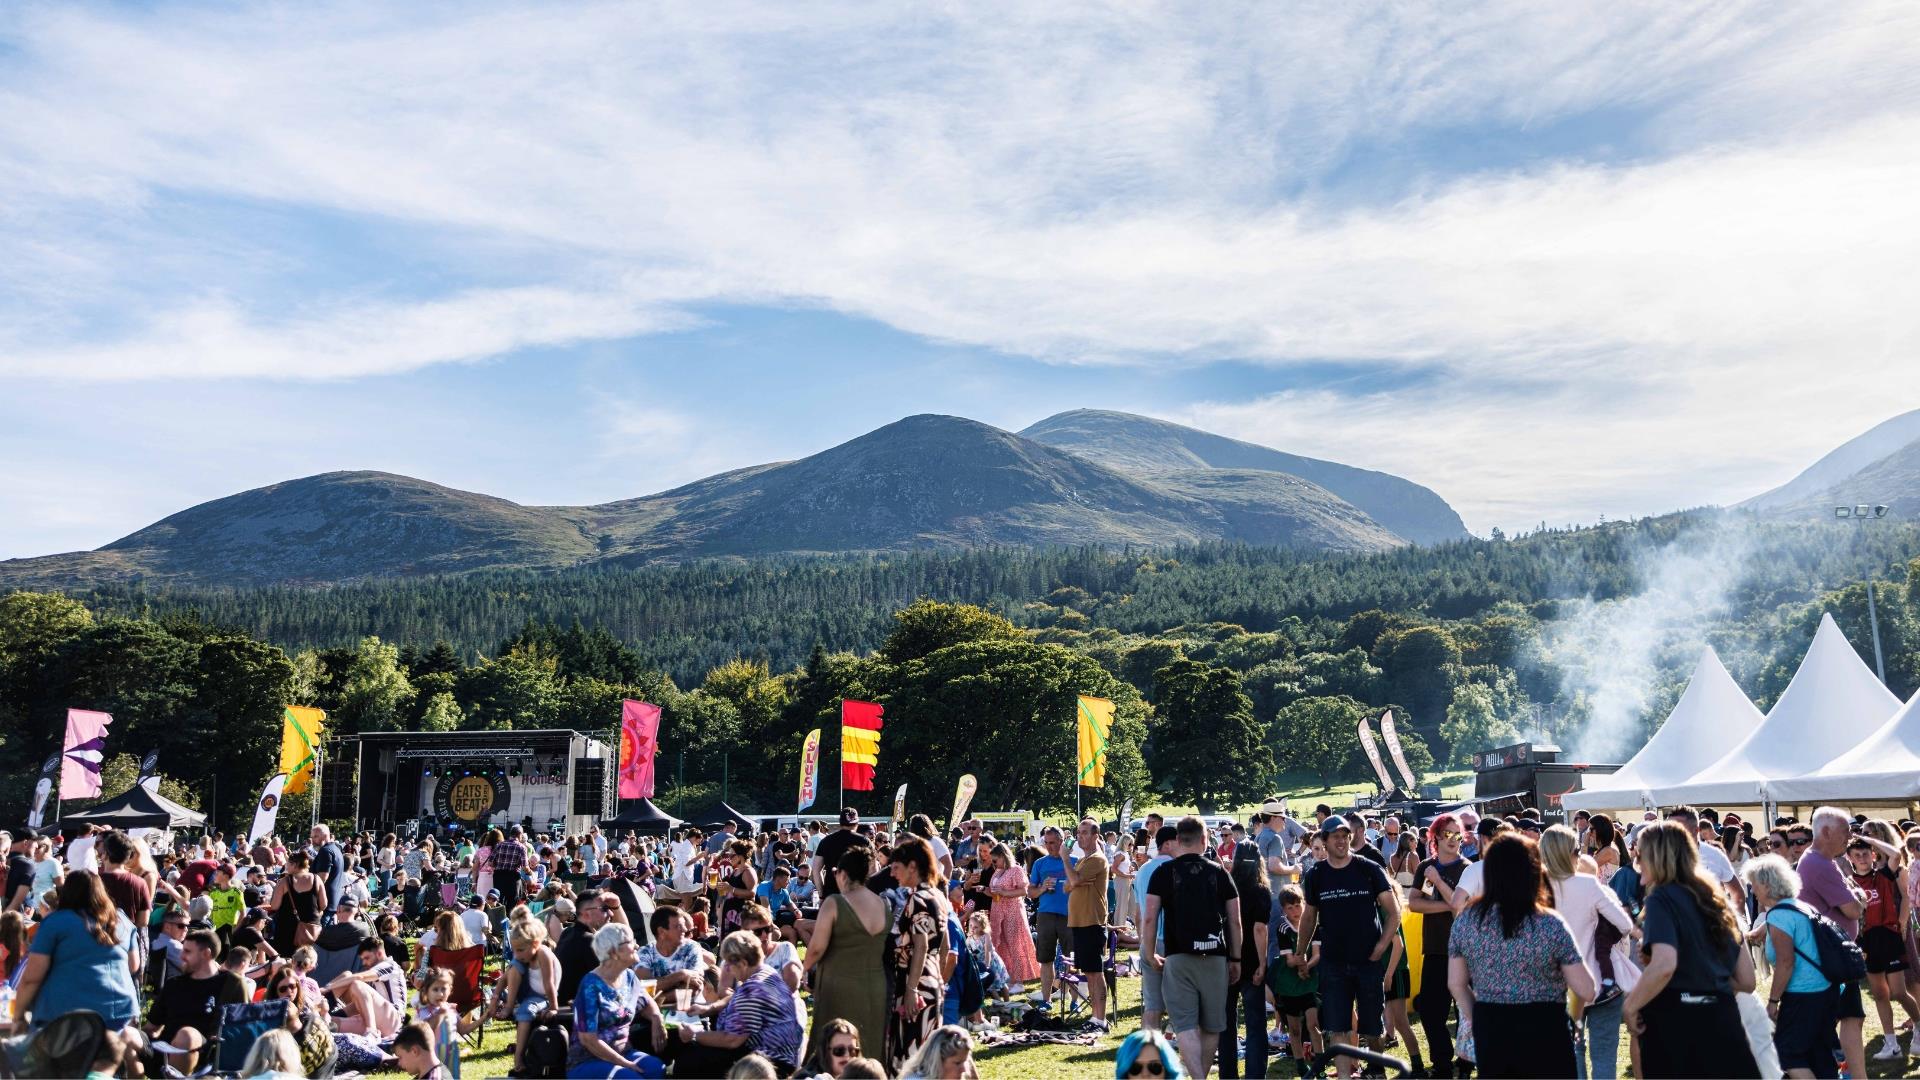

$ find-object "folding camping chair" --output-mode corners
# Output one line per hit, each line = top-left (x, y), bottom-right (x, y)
(1051, 925), (1124, 1017)
(311, 942), (361, 986)
(429, 943), (490, 1050)
(214, 999), (291, 1074)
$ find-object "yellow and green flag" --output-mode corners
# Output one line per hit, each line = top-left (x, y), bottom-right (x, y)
(281, 705), (327, 794)
(1076, 695), (1114, 788)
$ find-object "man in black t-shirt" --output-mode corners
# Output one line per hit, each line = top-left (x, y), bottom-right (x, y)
(556, 888), (610, 1004)
(1298, 815), (1399, 1078)
(810, 807), (866, 900)
(1143, 816), (1241, 1079)
(145, 928), (246, 1074)
(309, 824), (345, 916)
(4, 828), (38, 914)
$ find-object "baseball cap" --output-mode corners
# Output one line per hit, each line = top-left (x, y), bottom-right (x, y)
(839, 807), (860, 825)
(1477, 817), (1508, 839)
(1318, 816), (1352, 837)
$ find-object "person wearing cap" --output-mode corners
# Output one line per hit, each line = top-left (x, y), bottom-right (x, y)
(316, 895), (372, 950)
(810, 808), (868, 903)
(1297, 814), (1398, 1079)
(1254, 800), (1303, 881)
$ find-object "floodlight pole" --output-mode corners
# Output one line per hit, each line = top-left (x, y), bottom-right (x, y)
(1838, 505), (1890, 685)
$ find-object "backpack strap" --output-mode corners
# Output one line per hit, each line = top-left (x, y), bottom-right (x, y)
(1766, 900), (1828, 980)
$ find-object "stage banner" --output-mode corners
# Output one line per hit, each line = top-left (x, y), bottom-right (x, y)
(1076, 695), (1114, 788)
(797, 729), (822, 813)
(1357, 716), (1394, 791)
(891, 783), (907, 835)
(249, 774), (288, 843)
(60, 708), (114, 800)
(619, 699), (661, 798)
(1380, 710), (1419, 790)
(949, 773), (977, 829)
(841, 700), (884, 792)
(280, 706), (327, 795)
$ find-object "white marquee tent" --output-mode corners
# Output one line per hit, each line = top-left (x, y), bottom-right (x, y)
(1650, 613), (1900, 808)
(1770, 686), (1920, 804)
(1562, 647), (1764, 813)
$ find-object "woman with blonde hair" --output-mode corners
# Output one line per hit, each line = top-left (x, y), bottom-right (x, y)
(496, 914), (560, 1076)
(240, 1028), (303, 1077)
(1621, 821), (1758, 1078)
(415, 907), (473, 981)
(897, 1023), (978, 1080)
(1541, 824), (1634, 1080)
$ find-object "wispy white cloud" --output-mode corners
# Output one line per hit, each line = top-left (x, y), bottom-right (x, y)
(1, 2), (1917, 530)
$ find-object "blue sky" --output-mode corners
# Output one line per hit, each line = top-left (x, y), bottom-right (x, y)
(3, 3), (1918, 558)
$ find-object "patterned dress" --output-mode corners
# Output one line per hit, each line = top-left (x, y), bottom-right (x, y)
(888, 884), (949, 1072)
(989, 865), (1041, 983)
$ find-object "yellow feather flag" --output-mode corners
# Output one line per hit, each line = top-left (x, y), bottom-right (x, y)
(281, 705), (327, 794)
(1076, 695), (1114, 788)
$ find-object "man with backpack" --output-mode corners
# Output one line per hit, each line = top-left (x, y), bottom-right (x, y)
(1296, 814), (1399, 1080)
(1801, 806), (1872, 1077)
(1143, 816), (1242, 1079)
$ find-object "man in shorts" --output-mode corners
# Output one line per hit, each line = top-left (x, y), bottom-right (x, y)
(1297, 815), (1398, 1079)
(1063, 817), (1111, 1031)
(1027, 827), (1073, 1007)
(1144, 816), (1242, 1079)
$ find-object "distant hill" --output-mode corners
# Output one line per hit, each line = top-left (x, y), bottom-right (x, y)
(1744, 408), (1920, 512)
(1744, 407), (1920, 520)
(0, 413), (1410, 589)
(1021, 409), (1469, 544)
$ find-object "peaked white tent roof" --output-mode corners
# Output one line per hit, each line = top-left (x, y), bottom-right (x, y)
(1650, 613), (1901, 808)
(1562, 647), (1765, 812)
(1771, 687), (1920, 804)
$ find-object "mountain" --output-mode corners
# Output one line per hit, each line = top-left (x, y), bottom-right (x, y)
(0, 414), (1406, 588)
(1756, 436), (1920, 521)
(1744, 408), (1920, 513)
(1020, 409), (1470, 544)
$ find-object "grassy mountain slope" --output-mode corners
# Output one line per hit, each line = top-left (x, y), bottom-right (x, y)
(1021, 409), (1469, 544)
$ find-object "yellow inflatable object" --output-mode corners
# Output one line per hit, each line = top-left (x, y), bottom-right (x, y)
(1403, 909), (1426, 999)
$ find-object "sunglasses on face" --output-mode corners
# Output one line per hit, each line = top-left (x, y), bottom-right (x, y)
(830, 1045), (857, 1058)
(1789, 838), (1811, 847)
(1767, 840), (1785, 850)
(751, 926), (775, 937)
(1127, 1058), (1167, 1076)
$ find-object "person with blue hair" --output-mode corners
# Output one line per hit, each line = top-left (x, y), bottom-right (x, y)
(1116, 1029), (1185, 1078)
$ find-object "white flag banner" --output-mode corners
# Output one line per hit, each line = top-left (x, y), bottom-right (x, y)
(249, 774), (289, 843)
(1380, 711), (1420, 790)
(138, 775), (161, 794)
(1357, 717), (1394, 792)
(26, 777), (52, 828)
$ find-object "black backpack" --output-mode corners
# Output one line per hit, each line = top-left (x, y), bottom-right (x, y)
(1771, 900), (1868, 984)
(522, 1013), (571, 1078)
(1162, 856), (1230, 954)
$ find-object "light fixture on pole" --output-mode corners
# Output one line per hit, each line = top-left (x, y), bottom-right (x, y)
(1835, 503), (1892, 685)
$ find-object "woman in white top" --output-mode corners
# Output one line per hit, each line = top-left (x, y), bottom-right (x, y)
(1541, 825), (1635, 1080)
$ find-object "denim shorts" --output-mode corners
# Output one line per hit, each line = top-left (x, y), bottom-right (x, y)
(1318, 957), (1385, 1036)
(513, 994), (550, 1022)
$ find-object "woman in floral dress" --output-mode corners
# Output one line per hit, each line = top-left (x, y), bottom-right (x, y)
(886, 837), (950, 1073)
(985, 843), (1041, 988)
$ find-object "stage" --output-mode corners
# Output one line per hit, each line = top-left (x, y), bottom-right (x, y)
(318, 728), (615, 837)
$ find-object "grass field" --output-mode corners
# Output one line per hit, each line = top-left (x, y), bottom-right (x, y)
(373, 946), (1908, 1078)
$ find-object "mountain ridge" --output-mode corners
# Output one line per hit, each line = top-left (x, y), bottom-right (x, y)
(1020, 409), (1469, 545)
(0, 411), (1454, 589)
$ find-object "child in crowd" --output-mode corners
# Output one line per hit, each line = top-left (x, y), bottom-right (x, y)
(207, 865), (245, 947)
(417, 965), (484, 1079)
(1269, 885), (1323, 1078)
(965, 912), (1010, 1004)
(754, 866), (799, 943)
(392, 1020), (450, 1080)
(289, 945), (325, 1003)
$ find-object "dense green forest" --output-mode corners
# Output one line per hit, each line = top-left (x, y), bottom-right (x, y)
(6, 511), (1920, 833)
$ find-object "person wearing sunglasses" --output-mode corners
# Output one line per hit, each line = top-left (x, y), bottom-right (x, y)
(809, 1018), (863, 1078)
(738, 903), (803, 992)
(1115, 1029), (1184, 1077)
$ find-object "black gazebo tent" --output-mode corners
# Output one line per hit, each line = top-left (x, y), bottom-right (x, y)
(600, 798), (683, 835)
(678, 801), (760, 836)
(60, 784), (207, 833)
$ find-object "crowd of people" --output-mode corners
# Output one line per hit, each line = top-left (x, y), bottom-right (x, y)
(0, 797), (1916, 1078)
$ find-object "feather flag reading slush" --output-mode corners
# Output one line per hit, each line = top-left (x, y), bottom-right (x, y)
(841, 700), (883, 792)
(280, 706), (326, 795)
(797, 729), (822, 812)
(61, 709), (114, 800)
(1076, 695), (1114, 788)
(619, 700), (661, 798)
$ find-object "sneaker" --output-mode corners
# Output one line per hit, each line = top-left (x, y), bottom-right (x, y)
(1081, 1018), (1110, 1033)
(1874, 1035), (1904, 1060)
